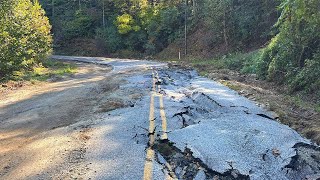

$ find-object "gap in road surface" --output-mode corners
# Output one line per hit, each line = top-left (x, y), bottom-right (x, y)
(154, 139), (250, 180)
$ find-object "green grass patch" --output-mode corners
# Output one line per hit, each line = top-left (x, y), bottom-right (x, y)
(219, 80), (242, 91)
(163, 49), (263, 75)
(221, 49), (263, 73)
(316, 105), (320, 113)
(285, 94), (320, 113)
(9, 59), (77, 83)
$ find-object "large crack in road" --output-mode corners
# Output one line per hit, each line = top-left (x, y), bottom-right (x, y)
(154, 139), (250, 180)
(145, 67), (320, 179)
(144, 69), (254, 179)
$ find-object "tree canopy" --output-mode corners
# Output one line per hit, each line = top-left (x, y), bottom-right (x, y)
(259, 0), (320, 95)
(1, 0), (319, 98)
(39, 0), (186, 55)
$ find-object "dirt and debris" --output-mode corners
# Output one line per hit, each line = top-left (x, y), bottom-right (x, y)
(0, 62), (114, 179)
(0, 57), (165, 180)
(96, 100), (126, 113)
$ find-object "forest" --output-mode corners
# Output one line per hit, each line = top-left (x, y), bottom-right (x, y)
(0, 0), (319, 100)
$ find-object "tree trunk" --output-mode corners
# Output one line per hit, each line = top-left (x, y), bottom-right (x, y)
(52, 0), (54, 19)
(299, 46), (305, 68)
(102, 0), (105, 28)
(223, 11), (228, 51)
(185, 0), (188, 56)
(193, 0), (196, 14)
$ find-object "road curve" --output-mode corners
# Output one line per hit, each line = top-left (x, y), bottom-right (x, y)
(53, 56), (320, 180)
(1, 56), (319, 180)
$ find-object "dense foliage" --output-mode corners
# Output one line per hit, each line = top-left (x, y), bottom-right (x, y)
(203, 0), (279, 50)
(1, 0), (318, 97)
(40, 0), (186, 55)
(0, 0), (52, 79)
(40, 0), (281, 55)
(258, 0), (320, 97)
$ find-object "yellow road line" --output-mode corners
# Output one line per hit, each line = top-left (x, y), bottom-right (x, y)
(143, 71), (156, 180)
(143, 148), (155, 180)
(148, 90), (155, 145)
(159, 95), (168, 140)
(144, 70), (170, 179)
(155, 71), (168, 140)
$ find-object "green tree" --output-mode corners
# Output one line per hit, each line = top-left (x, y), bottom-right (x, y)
(258, 0), (320, 95)
(203, 0), (279, 51)
(0, 0), (52, 78)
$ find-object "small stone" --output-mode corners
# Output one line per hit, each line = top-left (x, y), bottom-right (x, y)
(231, 169), (240, 178)
(175, 167), (182, 176)
(155, 79), (162, 85)
(194, 169), (206, 180)
(272, 148), (281, 157)
(270, 111), (280, 119)
(157, 153), (167, 165)
(305, 174), (320, 180)
(260, 104), (267, 109)
(213, 175), (219, 180)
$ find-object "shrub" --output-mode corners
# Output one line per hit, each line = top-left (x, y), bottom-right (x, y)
(290, 52), (320, 96)
(0, 0), (52, 79)
(258, 0), (320, 94)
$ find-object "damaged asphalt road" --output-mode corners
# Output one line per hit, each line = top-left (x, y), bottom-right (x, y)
(152, 69), (320, 180)
(2, 56), (320, 180)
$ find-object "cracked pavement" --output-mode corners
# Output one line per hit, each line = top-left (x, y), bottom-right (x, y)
(1, 56), (319, 180)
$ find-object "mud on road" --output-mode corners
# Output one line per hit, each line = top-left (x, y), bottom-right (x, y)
(0, 62), (123, 179)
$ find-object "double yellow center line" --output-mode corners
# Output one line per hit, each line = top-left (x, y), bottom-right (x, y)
(143, 70), (169, 180)
(156, 71), (168, 141)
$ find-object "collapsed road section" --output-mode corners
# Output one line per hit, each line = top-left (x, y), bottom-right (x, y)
(144, 68), (320, 180)
(35, 56), (319, 180)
